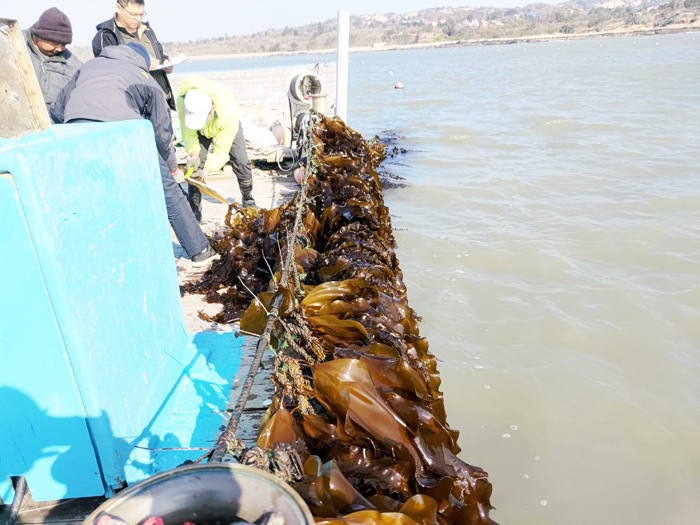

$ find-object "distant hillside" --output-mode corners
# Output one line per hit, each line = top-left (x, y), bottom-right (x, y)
(161, 0), (698, 56)
(69, 0), (699, 60)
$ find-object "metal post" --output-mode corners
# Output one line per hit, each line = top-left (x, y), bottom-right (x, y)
(335, 11), (349, 123)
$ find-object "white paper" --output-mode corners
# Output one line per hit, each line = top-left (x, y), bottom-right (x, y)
(154, 53), (187, 71)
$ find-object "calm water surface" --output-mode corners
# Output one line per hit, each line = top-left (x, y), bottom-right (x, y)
(192, 33), (700, 524)
(348, 34), (700, 525)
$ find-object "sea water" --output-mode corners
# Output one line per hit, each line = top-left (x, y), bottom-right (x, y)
(348, 33), (700, 525)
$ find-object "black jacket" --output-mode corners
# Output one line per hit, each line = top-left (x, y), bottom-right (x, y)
(92, 18), (175, 111)
(50, 45), (178, 172)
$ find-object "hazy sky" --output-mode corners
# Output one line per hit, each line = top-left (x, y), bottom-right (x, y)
(6, 0), (560, 48)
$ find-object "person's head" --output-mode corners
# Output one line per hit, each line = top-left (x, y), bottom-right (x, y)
(183, 89), (214, 130)
(115, 0), (146, 34)
(30, 7), (73, 56)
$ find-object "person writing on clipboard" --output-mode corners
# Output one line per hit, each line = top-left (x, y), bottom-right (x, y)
(92, 0), (176, 110)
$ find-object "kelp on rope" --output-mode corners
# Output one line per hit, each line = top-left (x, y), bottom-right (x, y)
(183, 115), (497, 525)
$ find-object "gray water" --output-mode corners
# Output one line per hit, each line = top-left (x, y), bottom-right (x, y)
(347, 34), (700, 524)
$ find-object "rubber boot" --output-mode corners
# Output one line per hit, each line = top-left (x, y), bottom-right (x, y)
(241, 192), (258, 209)
(187, 185), (203, 222)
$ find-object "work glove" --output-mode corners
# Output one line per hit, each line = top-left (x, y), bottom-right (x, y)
(191, 169), (207, 180)
(186, 155), (200, 172)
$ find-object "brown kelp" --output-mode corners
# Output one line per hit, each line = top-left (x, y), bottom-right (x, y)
(183, 115), (497, 524)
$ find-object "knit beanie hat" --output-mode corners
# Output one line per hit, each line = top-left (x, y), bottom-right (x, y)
(30, 7), (73, 45)
(126, 42), (151, 70)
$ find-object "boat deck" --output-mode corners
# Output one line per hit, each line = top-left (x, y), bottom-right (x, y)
(3, 62), (332, 524)
(175, 168), (293, 451)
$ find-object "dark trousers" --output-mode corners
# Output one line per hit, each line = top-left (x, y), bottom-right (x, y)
(158, 155), (209, 257)
(188, 125), (253, 221)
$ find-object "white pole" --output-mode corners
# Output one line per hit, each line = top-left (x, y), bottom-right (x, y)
(336, 10), (349, 123)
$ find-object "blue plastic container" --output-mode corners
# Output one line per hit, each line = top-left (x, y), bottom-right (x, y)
(0, 122), (242, 502)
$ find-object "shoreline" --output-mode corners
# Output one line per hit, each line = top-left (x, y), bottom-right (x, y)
(184, 24), (699, 62)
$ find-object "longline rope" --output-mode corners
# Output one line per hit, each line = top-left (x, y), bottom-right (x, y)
(211, 113), (321, 462)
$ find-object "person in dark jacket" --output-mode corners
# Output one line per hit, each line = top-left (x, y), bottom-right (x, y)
(25, 7), (82, 113)
(92, 0), (175, 110)
(50, 44), (218, 268)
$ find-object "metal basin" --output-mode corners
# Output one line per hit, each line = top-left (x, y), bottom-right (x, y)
(83, 463), (314, 525)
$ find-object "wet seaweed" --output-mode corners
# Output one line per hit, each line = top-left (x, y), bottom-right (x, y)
(183, 116), (497, 524)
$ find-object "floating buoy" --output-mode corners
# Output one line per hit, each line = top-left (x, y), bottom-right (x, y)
(395, 82), (404, 89)
(388, 70), (393, 75)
